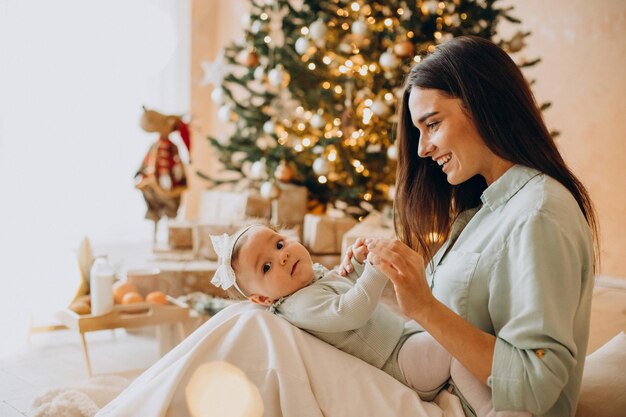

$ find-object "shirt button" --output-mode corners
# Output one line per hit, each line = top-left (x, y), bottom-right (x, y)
(535, 349), (545, 358)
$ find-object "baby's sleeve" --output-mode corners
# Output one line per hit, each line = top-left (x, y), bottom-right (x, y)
(280, 262), (389, 333)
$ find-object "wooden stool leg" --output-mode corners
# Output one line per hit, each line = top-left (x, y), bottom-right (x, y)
(79, 333), (93, 377)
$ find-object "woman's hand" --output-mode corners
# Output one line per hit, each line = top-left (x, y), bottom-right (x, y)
(338, 237), (368, 276)
(366, 238), (434, 321)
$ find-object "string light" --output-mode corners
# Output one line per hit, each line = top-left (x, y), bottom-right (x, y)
(434, 31), (442, 40)
(302, 137), (311, 146)
(308, 63), (316, 70)
(339, 65), (348, 73)
(461, 13), (468, 20)
(364, 99), (373, 106)
(359, 66), (368, 76)
(264, 36), (272, 43)
(322, 56), (332, 65)
(345, 60), (353, 68)
(328, 151), (337, 161)
(351, 2), (360, 12)
(384, 18), (393, 27)
(363, 192), (372, 201)
(322, 81), (331, 89)
(318, 175), (328, 183)
(260, 13), (268, 20)
(294, 144), (303, 152)
(297, 122), (306, 131)
(397, 8), (404, 15)
(363, 108), (373, 124)
(384, 92), (393, 101)
(301, 27), (309, 35)
(334, 85), (343, 94)
(341, 22), (350, 30)
(356, 165), (365, 173)
(407, 31), (414, 38)
(414, 56), (422, 63)
(367, 17), (375, 24)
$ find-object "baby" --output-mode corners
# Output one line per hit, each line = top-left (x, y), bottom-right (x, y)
(210, 224), (513, 416)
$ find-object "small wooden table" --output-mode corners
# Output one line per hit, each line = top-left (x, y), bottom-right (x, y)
(56, 299), (191, 376)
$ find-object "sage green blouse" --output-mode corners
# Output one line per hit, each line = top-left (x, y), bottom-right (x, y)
(426, 165), (595, 416)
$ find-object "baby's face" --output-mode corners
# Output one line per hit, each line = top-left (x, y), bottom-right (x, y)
(234, 226), (314, 305)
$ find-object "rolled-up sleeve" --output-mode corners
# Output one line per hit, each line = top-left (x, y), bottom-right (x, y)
(487, 211), (584, 414)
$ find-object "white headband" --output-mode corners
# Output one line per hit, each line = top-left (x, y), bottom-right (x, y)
(209, 224), (260, 298)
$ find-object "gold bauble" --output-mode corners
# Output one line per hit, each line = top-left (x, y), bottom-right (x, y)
(393, 40), (414, 58)
(275, 160), (295, 182)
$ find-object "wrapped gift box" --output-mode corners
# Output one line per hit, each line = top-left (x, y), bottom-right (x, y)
(304, 214), (357, 255)
(341, 211), (395, 257)
(168, 220), (194, 249)
(198, 190), (271, 224)
(273, 183), (308, 231)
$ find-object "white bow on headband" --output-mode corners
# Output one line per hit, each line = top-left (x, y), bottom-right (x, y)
(209, 224), (259, 298)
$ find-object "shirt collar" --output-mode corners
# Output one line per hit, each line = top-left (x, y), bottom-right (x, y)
(480, 164), (541, 211)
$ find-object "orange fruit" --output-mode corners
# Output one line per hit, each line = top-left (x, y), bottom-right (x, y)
(113, 281), (138, 304)
(146, 291), (168, 305)
(121, 291), (144, 304)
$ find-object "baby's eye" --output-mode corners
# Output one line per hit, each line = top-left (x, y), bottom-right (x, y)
(276, 240), (284, 250)
(262, 262), (271, 273)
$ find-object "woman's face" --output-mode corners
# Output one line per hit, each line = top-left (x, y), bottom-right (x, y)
(408, 87), (511, 185)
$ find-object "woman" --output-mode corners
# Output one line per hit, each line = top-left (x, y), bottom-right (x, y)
(358, 36), (598, 417)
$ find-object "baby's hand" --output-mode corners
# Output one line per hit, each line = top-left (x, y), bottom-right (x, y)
(339, 237), (368, 276)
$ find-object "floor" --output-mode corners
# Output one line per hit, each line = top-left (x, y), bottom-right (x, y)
(1, 285), (624, 416)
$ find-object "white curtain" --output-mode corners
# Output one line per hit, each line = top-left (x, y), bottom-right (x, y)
(0, 0), (191, 356)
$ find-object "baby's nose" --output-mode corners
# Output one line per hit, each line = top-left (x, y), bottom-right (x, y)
(279, 251), (290, 265)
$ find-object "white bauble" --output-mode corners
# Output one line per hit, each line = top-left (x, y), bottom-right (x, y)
(338, 43), (353, 54)
(263, 120), (276, 134)
(217, 105), (232, 122)
(380, 51), (400, 70)
(249, 160), (268, 180)
(251, 20), (263, 34)
(210, 87), (225, 104)
(370, 100), (390, 116)
(253, 66), (265, 81)
(295, 37), (312, 55)
(309, 19), (327, 41)
(387, 144), (398, 160)
(312, 157), (330, 175)
(310, 114), (326, 129)
(268, 66), (290, 87)
(260, 181), (281, 199)
(351, 19), (369, 37)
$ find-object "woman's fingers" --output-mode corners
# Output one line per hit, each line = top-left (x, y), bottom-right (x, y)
(367, 240), (410, 271)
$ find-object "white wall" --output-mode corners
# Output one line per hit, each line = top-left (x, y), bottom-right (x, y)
(0, 0), (190, 355)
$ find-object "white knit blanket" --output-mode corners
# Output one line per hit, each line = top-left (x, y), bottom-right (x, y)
(29, 376), (129, 417)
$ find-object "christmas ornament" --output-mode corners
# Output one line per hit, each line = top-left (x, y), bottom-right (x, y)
(370, 100), (390, 116)
(309, 19), (327, 42)
(393, 40), (414, 58)
(200, 49), (227, 87)
(275, 160), (295, 182)
(387, 144), (398, 160)
(253, 66), (265, 81)
(210, 87), (225, 104)
(260, 180), (281, 200)
(263, 120), (276, 134)
(242, 50), (260, 68)
(217, 105), (233, 122)
(268, 65), (290, 87)
(295, 37), (314, 55)
(249, 160), (268, 180)
(380, 50), (400, 70)
(351, 19), (369, 37)
(339, 43), (353, 54)
(268, 6), (288, 47)
(312, 157), (330, 175)
(310, 113), (326, 130)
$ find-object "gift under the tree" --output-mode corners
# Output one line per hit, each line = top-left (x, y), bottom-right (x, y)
(272, 183), (308, 231)
(198, 190), (271, 224)
(341, 211), (395, 257)
(303, 214), (357, 255)
(168, 220), (194, 249)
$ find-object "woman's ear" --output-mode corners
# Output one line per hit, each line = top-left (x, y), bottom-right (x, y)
(248, 294), (273, 306)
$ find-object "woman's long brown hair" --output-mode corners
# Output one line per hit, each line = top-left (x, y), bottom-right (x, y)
(394, 36), (599, 270)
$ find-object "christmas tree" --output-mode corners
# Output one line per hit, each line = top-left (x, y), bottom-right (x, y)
(202, 0), (536, 219)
